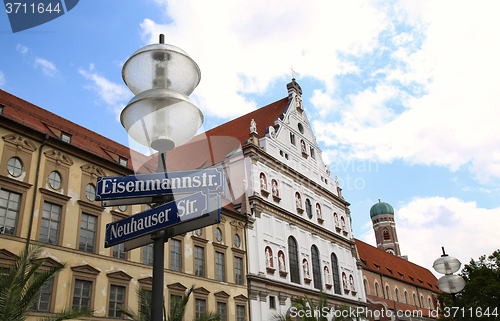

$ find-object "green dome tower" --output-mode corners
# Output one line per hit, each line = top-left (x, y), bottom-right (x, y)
(370, 199), (401, 256)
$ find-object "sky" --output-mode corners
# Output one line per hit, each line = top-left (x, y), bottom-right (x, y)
(1, 0), (500, 276)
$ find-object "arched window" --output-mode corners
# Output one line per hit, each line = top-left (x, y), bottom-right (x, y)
(383, 228), (390, 240)
(428, 297), (432, 309)
(375, 283), (380, 297)
(311, 245), (322, 290)
(331, 253), (341, 294)
(385, 285), (391, 300)
(288, 236), (300, 284)
(413, 293), (417, 306)
(363, 279), (369, 295)
(395, 288), (400, 302)
(305, 199), (312, 219)
(420, 295), (425, 308)
(405, 291), (409, 304)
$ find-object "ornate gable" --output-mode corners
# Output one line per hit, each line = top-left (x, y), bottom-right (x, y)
(214, 290), (230, 299)
(138, 276), (153, 286)
(2, 134), (37, 152)
(166, 282), (188, 292)
(193, 286), (210, 296)
(81, 164), (106, 177)
(44, 149), (74, 166)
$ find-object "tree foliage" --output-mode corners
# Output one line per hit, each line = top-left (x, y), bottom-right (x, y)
(438, 249), (500, 321)
(0, 245), (92, 321)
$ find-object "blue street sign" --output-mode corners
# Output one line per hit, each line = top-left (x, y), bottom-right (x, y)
(96, 167), (224, 201)
(104, 190), (209, 248)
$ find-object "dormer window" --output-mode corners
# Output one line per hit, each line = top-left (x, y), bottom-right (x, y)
(290, 132), (295, 145)
(119, 157), (127, 167)
(61, 132), (71, 143)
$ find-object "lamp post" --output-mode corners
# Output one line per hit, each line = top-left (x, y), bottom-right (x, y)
(121, 34), (202, 321)
(433, 247), (466, 321)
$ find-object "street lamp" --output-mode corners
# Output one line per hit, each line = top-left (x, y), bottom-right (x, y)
(121, 34), (202, 321)
(433, 247), (466, 321)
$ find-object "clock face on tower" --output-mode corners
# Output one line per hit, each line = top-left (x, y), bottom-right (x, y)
(386, 249), (395, 255)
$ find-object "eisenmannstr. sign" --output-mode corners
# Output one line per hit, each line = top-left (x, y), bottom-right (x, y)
(96, 167), (224, 201)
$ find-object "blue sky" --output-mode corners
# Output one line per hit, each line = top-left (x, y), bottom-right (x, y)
(2, 0), (500, 274)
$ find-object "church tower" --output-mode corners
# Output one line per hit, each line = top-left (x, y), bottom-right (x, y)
(370, 200), (401, 256)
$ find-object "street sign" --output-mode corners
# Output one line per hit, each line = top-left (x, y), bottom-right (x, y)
(123, 194), (221, 251)
(104, 190), (210, 248)
(96, 167), (224, 201)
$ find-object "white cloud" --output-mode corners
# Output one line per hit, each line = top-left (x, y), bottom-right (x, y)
(139, 0), (388, 119)
(78, 66), (132, 118)
(311, 1), (500, 182)
(0, 71), (5, 86)
(16, 43), (59, 77)
(363, 196), (500, 275)
(34, 57), (58, 77)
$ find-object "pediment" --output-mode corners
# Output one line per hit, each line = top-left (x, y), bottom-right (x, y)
(214, 290), (230, 299)
(0, 249), (18, 261)
(193, 286), (210, 296)
(71, 264), (100, 276)
(138, 276), (153, 286)
(107, 270), (132, 281)
(234, 294), (248, 302)
(81, 164), (106, 177)
(44, 150), (74, 166)
(37, 256), (62, 268)
(167, 282), (188, 291)
(3, 134), (37, 152)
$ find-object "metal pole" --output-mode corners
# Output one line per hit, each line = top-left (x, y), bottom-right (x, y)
(151, 151), (168, 321)
(451, 293), (462, 321)
(151, 233), (165, 321)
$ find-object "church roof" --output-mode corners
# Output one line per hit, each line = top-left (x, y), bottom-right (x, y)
(355, 238), (439, 292)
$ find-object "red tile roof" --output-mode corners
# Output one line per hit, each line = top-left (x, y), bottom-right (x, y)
(366, 295), (437, 317)
(355, 238), (439, 292)
(0, 89), (153, 173)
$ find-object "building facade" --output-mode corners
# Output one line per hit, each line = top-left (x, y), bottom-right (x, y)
(0, 89), (248, 321)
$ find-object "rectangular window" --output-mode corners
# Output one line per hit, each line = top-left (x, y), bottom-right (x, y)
(215, 252), (225, 281)
(290, 132), (295, 145)
(61, 132), (71, 143)
(170, 294), (181, 314)
(109, 285), (125, 318)
(269, 296), (276, 309)
(217, 302), (227, 321)
(73, 279), (92, 310)
(143, 244), (153, 266)
(33, 277), (53, 311)
(113, 243), (126, 260)
(195, 299), (206, 320)
(237, 305), (246, 321)
(310, 147), (315, 159)
(194, 246), (204, 277)
(39, 202), (61, 244)
(234, 257), (243, 285)
(79, 213), (96, 253)
(170, 239), (181, 272)
(119, 157), (128, 167)
(0, 189), (21, 236)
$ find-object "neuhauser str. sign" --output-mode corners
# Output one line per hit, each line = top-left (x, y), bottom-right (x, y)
(104, 190), (209, 247)
(96, 167), (224, 201)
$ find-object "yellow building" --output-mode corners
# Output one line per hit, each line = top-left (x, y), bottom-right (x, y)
(0, 89), (248, 321)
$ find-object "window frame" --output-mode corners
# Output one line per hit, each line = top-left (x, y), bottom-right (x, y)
(331, 253), (341, 294)
(70, 264), (99, 313)
(7, 157), (23, 177)
(215, 251), (225, 282)
(311, 245), (322, 290)
(234, 256), (244, 285)
(194, 245), (205, 277)
(106, 271), (131, 319)
(169, 238), (183, 272)
(142, 244), (153, 266)
(78, 213), (97, 253)
(288, 236), (300, 284)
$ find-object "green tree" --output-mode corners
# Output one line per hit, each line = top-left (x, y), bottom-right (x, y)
(438, 249), (500, 321)
(0, 245), (92, 321)
(118, 285), (220, 321)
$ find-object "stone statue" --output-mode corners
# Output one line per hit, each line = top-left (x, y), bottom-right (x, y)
(278, 252), (285, 272)
(324, 267), (332, 285)
(301, 140), (306, 154)
(260, 174), (267, 191)
(303, 260), (310, 278)
(316, 204), (322, 220)
(349, 274), (355, 291)
(266, 247), (272, 267)
(272, 180), (279, 197)
(295, 194), (301, 209)
(250, 119), (257, 134)
(334, 213), (339, 227)
(341, 217), (346, 231)
(342, 272), (347, 289)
